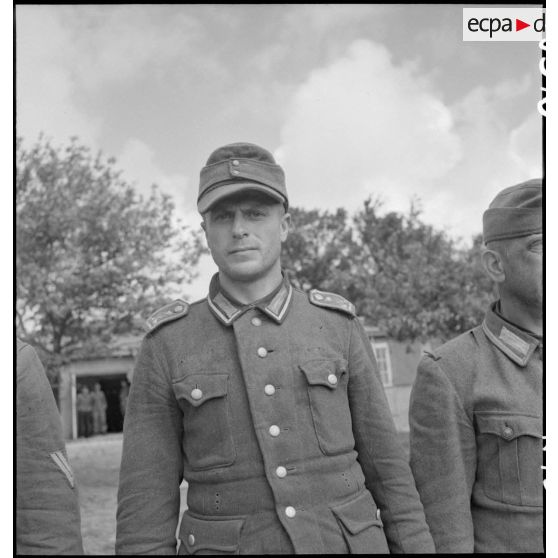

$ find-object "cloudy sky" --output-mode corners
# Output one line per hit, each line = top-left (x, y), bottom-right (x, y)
(16, 4), (543, 300)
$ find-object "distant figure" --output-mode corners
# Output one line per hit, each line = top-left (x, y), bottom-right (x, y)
(92, 382), (108, 434)
(76, 385), (94, 438)
(16, 339), (84, 555)
(119, 380), (129, 419)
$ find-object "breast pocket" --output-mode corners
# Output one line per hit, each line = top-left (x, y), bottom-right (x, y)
(299, 358), (354, 455)
(475, 412), (542, 507)
(172, 374), (236, 470)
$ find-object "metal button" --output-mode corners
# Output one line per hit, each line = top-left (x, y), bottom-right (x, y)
(327, 374), (338, 385)
(251, 317), (262, 327)
(269, 425), (280, 437)
(232, 160), (240, 166)
(191, 388), (203, 401)
(174, 304), (184, 313)
(376, 508), (381, 521)
(503, 426), (514, 439)
(285, 506), (296, 518)
(231, 169), (240, 175)
(276, 466), (287, 478)
(264, 384), (276, 396)
(187, 534), (195, 546)
(257, 347), (268, 358)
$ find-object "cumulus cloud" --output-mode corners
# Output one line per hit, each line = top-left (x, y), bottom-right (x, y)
(276, 39), (463, 215)
(117, 138), (194, 213)
(16, 8), (101, 145)
(277, 40), (542, 241)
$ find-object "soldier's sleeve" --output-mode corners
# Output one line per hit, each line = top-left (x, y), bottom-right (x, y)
(116, 333), (183, 555)
(409, 354), (476, 552)
(347, 320), (435, 553)
(16, 342), (84, 555)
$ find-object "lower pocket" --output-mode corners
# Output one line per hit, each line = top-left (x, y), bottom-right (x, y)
(178, 512), (245, 555)
(330, 490), (389, 554)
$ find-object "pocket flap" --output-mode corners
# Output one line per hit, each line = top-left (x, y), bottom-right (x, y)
(299, 359), (347, 389)
(475, 413), (542, 440)
(331, 490), (382, 535)
(172, 374), (229, 407)
(179, 512), (245, 553)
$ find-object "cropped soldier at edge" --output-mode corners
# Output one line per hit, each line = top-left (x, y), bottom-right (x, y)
(409, 178), (543, 553)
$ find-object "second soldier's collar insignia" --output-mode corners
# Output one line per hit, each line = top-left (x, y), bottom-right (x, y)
(207, 273), (293, 326)
(482, 303), (539, 367)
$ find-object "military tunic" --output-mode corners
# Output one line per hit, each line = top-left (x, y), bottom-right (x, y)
(116, 275), (434, 554)
(16, 340), (84, 555)
(409, 302), (543, 553)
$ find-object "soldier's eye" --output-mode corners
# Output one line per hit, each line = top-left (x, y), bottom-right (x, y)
(212, 211), (232, 221)
(247, 209), (266, 218)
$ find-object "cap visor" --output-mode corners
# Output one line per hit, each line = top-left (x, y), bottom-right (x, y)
(198, 183), (286, 213)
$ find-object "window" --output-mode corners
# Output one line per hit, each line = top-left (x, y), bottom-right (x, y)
(372, 342), (393, 387)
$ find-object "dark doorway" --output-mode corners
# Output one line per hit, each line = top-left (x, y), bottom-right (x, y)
(77, 374), (129, 433)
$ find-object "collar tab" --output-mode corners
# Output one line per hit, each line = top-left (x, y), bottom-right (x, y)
(207, 274), (293, 326)
(482, 304), (539, 366)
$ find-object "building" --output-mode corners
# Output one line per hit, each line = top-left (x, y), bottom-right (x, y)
(58, 336), (138, 440)
(58, 327), (430, 439)
(365, 326), (432, 432)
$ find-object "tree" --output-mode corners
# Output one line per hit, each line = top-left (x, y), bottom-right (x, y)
(282, 199), (495, 343)
(16, 136), (206, 385)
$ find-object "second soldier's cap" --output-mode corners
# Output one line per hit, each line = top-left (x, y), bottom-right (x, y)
(482, 178), (542, 244)
(197, 142), (288, 214)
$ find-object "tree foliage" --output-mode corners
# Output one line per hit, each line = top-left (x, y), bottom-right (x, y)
(16, 136), (206, 376)
(283, 199), (495, 343)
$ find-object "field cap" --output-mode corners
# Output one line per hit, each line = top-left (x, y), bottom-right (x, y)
(198, 142), (288, 213)
(483, 178), (542, 244)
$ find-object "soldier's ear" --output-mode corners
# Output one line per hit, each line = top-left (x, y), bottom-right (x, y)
(280, 212), (291, 243)
(481, 247), (506, 284)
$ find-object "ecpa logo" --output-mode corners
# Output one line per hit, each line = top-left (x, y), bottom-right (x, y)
(463, 8), (545, 42)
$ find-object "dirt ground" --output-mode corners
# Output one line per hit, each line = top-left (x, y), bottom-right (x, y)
(66, 433), (187, 555)
(66, 431), (410, 554)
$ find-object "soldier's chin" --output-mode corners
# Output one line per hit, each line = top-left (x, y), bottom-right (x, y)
(224, 261), (266, 282)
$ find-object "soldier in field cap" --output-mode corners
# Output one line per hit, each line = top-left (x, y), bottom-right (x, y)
(410, 178), (543, 553)
(116, 142), (434, 554)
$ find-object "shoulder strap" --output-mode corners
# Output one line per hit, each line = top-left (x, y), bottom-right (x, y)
(145, 299), (189, 333)
(308, 289), (356, 317)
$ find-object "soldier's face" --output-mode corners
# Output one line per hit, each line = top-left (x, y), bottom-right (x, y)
(202, 192), (290, 284)
(499, 233), (543, 311)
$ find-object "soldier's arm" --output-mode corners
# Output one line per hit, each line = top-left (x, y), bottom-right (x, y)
(116, 334), (183, 555)
(409, 354), (476, 552)
(16, 342), (84, 555)
(347, 320), (435, 553)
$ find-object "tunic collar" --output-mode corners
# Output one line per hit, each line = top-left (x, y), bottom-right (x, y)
(207, 273), (293, 326)
(482, 301), (541, 367)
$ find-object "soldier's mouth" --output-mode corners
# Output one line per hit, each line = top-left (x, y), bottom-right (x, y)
(229, 247), (258, 254)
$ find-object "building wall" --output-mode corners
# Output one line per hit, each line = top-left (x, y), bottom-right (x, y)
(372, 339), (431, 432)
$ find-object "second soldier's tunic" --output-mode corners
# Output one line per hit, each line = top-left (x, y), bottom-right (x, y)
(116, 275), (434, 554)
(409, 302), (543, 553)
